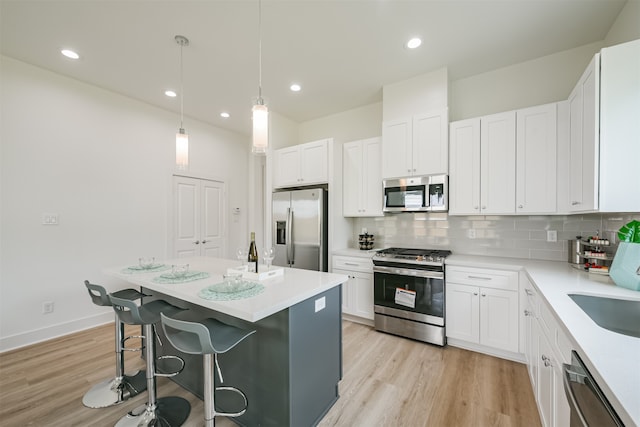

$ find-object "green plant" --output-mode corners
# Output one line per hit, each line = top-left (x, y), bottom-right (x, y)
(618, 220), (640, 243)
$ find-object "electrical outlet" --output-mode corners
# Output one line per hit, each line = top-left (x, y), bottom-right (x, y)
(547, 230), (557, 242)
(42, 301), (54, 314)
(467, 229), (476, 239)
(41, 213), (59, 225)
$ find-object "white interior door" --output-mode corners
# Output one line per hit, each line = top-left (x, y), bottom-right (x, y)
(173, 176), (225, 259)
(200, 180), (224, 257)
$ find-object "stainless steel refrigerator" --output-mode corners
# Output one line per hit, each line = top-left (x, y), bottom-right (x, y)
(272, 187), (328, 272)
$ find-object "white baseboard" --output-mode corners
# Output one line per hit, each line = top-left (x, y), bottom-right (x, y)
(447, 338), (526, 363)
(342, 313), (375, 327)
(0, 312), (114, 353)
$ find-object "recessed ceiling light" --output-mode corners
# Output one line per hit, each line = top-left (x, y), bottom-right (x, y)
(165, 90), (177, 97)
(406, 38), (422, 49)
(290, 84), (301, 92)
(220, 112), (230, 118)
(61, 49), (80, 59)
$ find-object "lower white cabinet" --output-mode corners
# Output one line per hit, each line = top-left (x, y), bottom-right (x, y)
(446, 266), (519, 354)
(332, 255), (374, 321)
(522, 276), (571, 427)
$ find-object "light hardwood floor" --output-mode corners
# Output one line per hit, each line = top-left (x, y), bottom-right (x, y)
(0, 321), (540, 427)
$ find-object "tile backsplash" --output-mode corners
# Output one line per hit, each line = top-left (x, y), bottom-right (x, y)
(354, 213), (640, 262)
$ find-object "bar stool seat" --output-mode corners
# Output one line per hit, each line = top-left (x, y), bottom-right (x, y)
(82, 281), (147, 408)
(161, 314), (256, 427)
(110, 295), (191, 427)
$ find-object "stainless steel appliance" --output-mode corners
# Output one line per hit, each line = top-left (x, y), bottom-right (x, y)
(563, 351), (623, 426)
(373, 247), (451, 346)
(383, 174), (448, 213)
(272, 187), (328, 272)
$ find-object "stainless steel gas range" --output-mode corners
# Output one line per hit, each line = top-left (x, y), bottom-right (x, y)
(372, 247), (451, 346)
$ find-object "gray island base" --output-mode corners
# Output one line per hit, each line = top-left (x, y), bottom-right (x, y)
(107, 257), (346, 426)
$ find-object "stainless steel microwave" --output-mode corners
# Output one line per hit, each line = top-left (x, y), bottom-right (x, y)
(383, 174), (448, 213)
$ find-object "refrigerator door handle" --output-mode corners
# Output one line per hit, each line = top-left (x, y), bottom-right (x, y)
(287, 208), (294, 265)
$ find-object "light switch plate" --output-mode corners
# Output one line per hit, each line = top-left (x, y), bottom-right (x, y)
(547, 230), (557, 242)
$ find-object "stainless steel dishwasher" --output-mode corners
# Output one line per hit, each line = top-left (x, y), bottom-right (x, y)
(563, 351), (624, 426)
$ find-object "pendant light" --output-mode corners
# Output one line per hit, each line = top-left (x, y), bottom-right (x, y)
(175, 35), (190, 169)
(252, 0), (268, 155)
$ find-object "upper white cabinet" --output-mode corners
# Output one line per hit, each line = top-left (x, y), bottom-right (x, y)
(565, 39), (640, 213)
(449, 111), (516, 215)
(343, 137), (383, 217)
(516, 103), (558, 214)
(567, 54), (599, 212)
(598, 39), (640, 212)
(382, 108), (448, 179)
(273, 139), (329, 188)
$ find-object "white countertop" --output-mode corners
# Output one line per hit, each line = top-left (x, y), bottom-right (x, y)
(332, 248), (378, 258)
(447, 254), (640, 427)
(105, 257), (348, 323)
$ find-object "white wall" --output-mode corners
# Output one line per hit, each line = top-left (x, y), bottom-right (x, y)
(382, 68), (448, 121)
(0, 56), (250, 351)
(604, 0), (640, 46)
(449, 42), (603, 121)
(299, 102), (382, 144)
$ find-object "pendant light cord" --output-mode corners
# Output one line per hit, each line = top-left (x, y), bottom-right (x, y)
(258, 0), (263, 101)
(180, 40), (185, 129)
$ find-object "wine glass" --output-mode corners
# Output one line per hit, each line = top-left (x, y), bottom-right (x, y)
(236, 248), (247, 269)
(263, 247), (275, 270)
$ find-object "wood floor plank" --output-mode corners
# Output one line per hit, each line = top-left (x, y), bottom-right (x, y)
(0, 321), (540, 427)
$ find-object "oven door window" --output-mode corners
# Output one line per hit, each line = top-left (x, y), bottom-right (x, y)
(385, 185), (425, 209)
(374, 272), (443, 317)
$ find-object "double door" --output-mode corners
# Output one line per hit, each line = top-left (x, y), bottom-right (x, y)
(343, 137), (382, 217)
(173, 176), (225, 258)
(449, 111), (516, 215)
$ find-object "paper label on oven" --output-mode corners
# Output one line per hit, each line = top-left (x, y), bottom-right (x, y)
(395, 288), (416, 309)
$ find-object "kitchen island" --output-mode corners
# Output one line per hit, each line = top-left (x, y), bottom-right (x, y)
(106, 257), (348, 427)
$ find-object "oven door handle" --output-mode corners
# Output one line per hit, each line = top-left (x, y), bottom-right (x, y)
(373, 265), (444, 279)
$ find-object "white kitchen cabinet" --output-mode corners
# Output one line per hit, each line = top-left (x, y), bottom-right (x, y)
(568, 54), (599, 212)
(382, 108), (448, 179)
(343, 137), (383, 217)
(522, 276), (571, 427)
(449, 111), (516, 215)
(273, 139), (329, 188)
(516, 103), (558, 214)
(446, 266), (519, 354)
(332, 255), (374, 321)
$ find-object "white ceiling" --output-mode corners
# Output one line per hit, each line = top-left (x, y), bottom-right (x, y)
(0, 0), (627, 136)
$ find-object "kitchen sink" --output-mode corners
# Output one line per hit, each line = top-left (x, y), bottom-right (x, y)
(568, 294), (640, 338)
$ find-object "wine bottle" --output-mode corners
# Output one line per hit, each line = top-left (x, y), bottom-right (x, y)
(248, 232), (258, 273)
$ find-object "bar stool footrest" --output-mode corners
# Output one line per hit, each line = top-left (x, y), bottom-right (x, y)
(214, 386), (248, 418)
(155, 355), (185, 377)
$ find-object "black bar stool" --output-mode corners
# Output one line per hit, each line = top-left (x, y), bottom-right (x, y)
(110, 295), (191, 427)
(82, 281), (147, 408)
(160, 313), (256, 427)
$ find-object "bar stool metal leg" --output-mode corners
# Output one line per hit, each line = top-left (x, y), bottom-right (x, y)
(82, 281), (148, 409)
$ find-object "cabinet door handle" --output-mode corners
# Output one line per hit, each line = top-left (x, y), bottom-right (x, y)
(525, 289), (534, 296)
(194, 240), (200, 245)
(474, 206), (479, 210)
(481, 293), (486, 297)
(518, 204), (524, 208)
(473, 292), (479, 296)
(344, 262), (359, 266)
(571, 201), (581, 205)
(467, 275), (492, 280)
(524, 310), (531, 316)
(201, 240), (208, 244)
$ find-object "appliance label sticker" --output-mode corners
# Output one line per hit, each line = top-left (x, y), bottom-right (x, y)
(395, 288), (416, 308)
